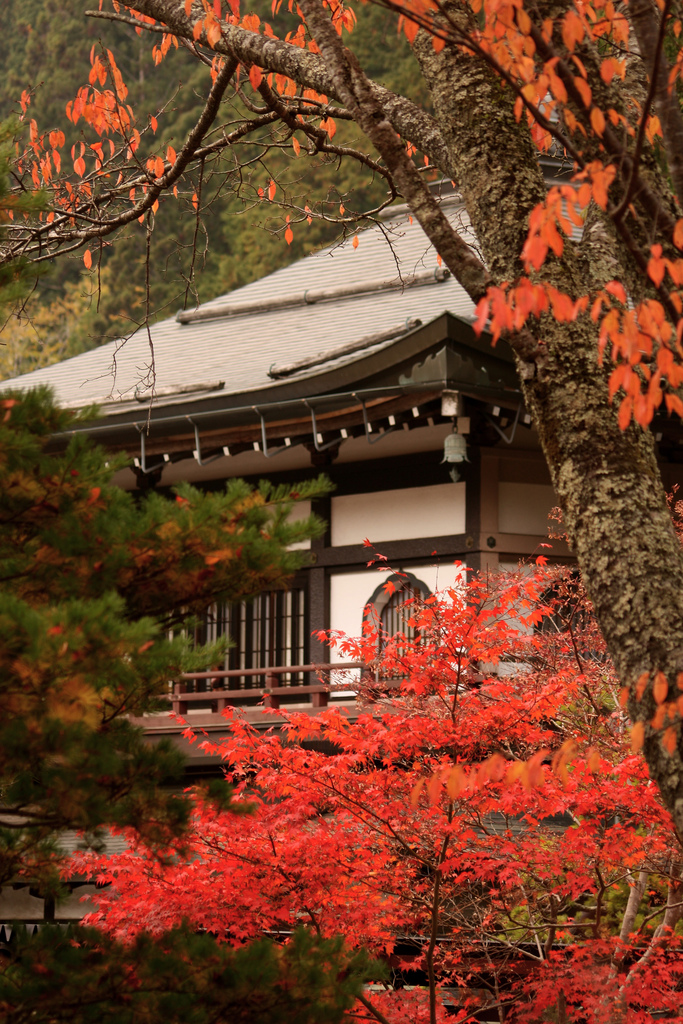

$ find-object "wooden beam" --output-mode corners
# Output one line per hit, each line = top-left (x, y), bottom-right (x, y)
(311, 532), (570, 568)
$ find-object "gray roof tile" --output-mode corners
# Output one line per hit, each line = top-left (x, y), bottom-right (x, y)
(2, 198), (477, 413)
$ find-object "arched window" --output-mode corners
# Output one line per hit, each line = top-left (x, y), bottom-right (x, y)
(364, 572), (432, 660)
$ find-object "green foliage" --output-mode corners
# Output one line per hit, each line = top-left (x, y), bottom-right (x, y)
(0, 387), (347, 1019)
(0, 924), (375, 1024)
(0, 387), (329, 621)
(0, 280), (89, 380)
(0, 386), (328, 884)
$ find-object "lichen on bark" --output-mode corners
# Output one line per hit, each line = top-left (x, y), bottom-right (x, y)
(411, 16), (683, 833)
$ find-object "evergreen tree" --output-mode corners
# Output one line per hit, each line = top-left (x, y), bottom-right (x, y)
(0, 387), (370, 1022)
(0, 925), (372, 1024)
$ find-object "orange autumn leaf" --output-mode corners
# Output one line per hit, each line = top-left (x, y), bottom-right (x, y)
(653, 671), (668, 705)
(446, 766), (463, 799)
(662, 727), (677, 755)
(648, 245), (666, 288)
(635, 672), (650, 700)
(574, 77), (592, 107)
(674, 219), (683, 251)
(590, 107), (605, 137)
(427, 772), (441, 805)
(399, 15), (419, 44)
(249, 65), (263, 90)
(562, 9), (585, 50)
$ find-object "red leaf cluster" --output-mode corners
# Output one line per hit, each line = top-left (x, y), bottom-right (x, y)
(72, 564), (683, 1022)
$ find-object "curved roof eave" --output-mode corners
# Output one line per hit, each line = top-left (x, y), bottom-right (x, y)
(43, 313), (520, 460)
(82, 312), (512, 433)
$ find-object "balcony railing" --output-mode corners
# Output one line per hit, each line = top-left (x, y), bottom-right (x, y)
(171, 663), (362, 715)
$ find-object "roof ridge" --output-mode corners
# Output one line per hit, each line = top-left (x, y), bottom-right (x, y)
(176, 266), (450, 325)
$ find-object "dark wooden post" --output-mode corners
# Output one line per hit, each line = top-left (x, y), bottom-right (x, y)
(311, 687), (329, 708)
(308, 490), (331, 668)
(264, 672), (279, 709)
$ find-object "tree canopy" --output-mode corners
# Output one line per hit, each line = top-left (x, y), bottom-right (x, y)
(76, 563), (683, 1024)
(0, 385), (328, 883)
(0, 387), (375, 1022)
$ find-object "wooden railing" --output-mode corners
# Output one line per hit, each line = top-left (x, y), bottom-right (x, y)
(171, 663), (362, 715)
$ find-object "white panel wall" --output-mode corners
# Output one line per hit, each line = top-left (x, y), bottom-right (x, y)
(498, 482), (557, 536)
(331, 482), (466, 548)
(329, 562), (465, 641)
(286, 500), (311, 550)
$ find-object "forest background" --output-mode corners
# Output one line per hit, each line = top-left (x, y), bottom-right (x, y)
(0, 0), (421, 377)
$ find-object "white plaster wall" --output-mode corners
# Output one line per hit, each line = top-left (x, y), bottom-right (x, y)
(329, 562), (465, 641)
(56, 885), (99, 920)
(331, 482), (466, 547)
(0, 886), (44, 919)
(328, 562), (465, 690)
(286, 499), (311, 550)
(498, 482), (557, 536)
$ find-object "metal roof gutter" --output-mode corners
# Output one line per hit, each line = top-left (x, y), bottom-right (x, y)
(48, 373), (524, 474)
(51, 380), (456, 446)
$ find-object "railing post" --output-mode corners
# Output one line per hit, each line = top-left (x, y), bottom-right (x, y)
(264, 672), (279, 709)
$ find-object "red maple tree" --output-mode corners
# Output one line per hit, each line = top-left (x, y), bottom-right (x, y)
(74, 562), (683, 1024)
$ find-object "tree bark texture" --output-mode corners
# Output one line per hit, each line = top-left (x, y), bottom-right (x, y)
(410, 27), (683, 835)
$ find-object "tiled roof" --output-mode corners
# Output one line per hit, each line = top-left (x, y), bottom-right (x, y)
(1, 195), (478, 414)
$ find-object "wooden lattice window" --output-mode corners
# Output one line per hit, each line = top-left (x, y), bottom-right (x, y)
(194, 587), (308, 688)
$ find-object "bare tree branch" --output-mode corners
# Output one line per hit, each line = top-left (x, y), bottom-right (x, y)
(298, 0), (490, 302)
(114, 0), (456, 178)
